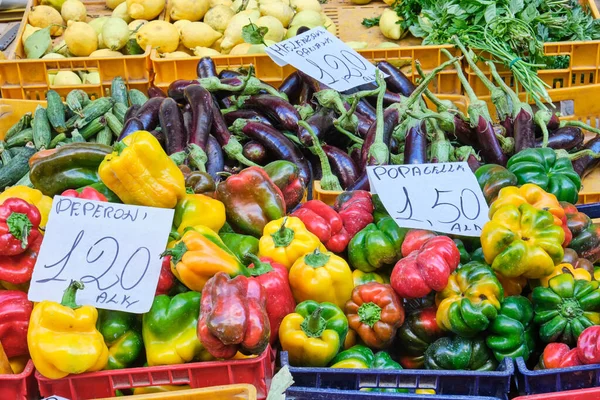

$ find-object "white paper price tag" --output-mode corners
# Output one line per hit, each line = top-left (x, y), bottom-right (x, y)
(29, 197), (173, 313)
(367, 163), (490, 237)
(42, 396), (70, 400)
(265, 27), (384, 92)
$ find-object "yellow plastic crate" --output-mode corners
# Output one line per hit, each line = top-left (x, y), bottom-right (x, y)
(0, 0), (155, 100)
(96, 384), (257, 400)
(0, 98), (44, 139)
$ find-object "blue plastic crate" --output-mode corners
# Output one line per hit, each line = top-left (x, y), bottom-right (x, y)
(576, 202), (600, 218)
(280, 352), (513, 399)
(515, 356), (600, 395)
(286, 387), (502, 400)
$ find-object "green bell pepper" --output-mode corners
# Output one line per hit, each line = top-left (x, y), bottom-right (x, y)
(371, 194), (389, 223)
(532, 273), (600, 345)
(97, 310), (143, 369)
(506, 147), (581, 203)
(486, 296), (535, 362)
(348, 216), (408, 272)
(424, 336), (497, 371)
(220, 232), (259, 265)
(453, 238), (471, 265)
(330, 344), (374, 368)
(475, 164), (518, 205)
(395, 307), (445, 369)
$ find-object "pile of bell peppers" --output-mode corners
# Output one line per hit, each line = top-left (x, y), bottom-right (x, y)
(2, 127), (600, 392)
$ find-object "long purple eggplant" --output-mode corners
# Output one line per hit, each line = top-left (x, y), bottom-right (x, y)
(347, 172), (369, 191)
(148, 85), (167, 98)
(513, 108), (535, 153)
(168, 79), (197, 101)
(218, 70), (241, 79)
(356, 100), (376, 123)
(366, 90), (403, 107)
(223, 109), (272, 127)
(477, 116), (508, 165)
(279, 72), (302, 104)
(197, 57), (217, 78)
(377, 61), (416, 96)
(159, 97), (187, 155)
(241, 94), (300, 132)
(208, 99), (257, 166)
(241, 121), (310, 183)
(135, 97), (163, 131)
(149, 129), (166, 149)
(323, 144), (358, 189)
(573, 136), (600, 177)
(535, 126), (583, 151)
(205, 134), (225, 180)
(118, 118), (144, 140)
(298, 83), (315, 107)
(404, 121), (428, 164)
(184, 84), (213, 150)
(124, 104), (141, 123)
(359, 107), (399, 169)
(297, 107), (335, 145)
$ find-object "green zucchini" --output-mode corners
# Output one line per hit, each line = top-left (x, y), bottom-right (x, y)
(74, 97), (115, 129)
(112, 102), (128, 123)
(14, 172), (33, 188)
(96, 125), (113, 146)
(0, 144), (36, 189)
(104, 112), (123, 137)
(46, 90), (67, 133)
(111, 77), (128, 106)
(128, 89), (148, 106)
(6, 128), (33, 148)
(32, 105), (51, 150)
(79, 116), (105, 139)
(70, 129), (86, 143)
(49, 133), (67, 149)
(65, 89), (90, 117)
(4, 113), (32, 141)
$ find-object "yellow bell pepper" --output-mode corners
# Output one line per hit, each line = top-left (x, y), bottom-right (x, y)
(0, 186), (52, 230)
(495, 273), (527, 296)
(538, 263), (591, 287)
(164, 225), (247, 292)
(289, 248), (354, 308)
(173, 193), (225, 234)
(258, 217), (325, 269)
(98, 131), (185, 208)
(28, 281), (108, 379)
(489, 184), (564, 227)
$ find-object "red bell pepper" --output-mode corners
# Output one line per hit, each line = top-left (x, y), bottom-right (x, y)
(61, 187), (107, 202)
(401, 229), (437, 257)
(540, 342), (583, 369)
(0, 290), (32, 358)
(0, 232), (42, 284)
(198, 272), (270, 359)
(0, 198), (41, 255)
(246, 254), (295, 344)
(292, 200), (351, 253)
(334, 190), (374, 238)
(154, 255), (175, 296)
(577, 325), (600, 365)
(391, 236), (460, 299)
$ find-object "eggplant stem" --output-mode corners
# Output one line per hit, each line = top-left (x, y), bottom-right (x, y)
(333, 121), (364, 144)
(557, 148), (600, 160)
(368, 71), (389, 165)
(561, 120), (600, 136)
(452, 36), (496, 93)
(299, 120), (342, 191)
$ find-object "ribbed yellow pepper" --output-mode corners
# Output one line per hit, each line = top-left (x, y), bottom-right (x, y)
(28, 281), (108, 379)
(98, 131), (185, 208)
(173, 193), (226, 234)
(538, 263), (591, 287)
(0, 186), (52, 230)
(489, 184), (564, 227)
(258, 217), (325, 269)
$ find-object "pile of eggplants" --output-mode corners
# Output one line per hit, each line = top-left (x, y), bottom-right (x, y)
(116, 52), (600, 193)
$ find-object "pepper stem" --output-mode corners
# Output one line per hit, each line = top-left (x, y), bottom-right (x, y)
(113, 141), (127, 156)
(246, 253), (274, 276)
(304, 248), (330, 268)
(300, 307), (326, 338)
(299, 120), (343, 191)
(7, 212), (32, 249)
(271, 217), (295, 248)
(358, 302), (382, 328)
(61, 280), (84, 309)
(160, 241), (187, 265)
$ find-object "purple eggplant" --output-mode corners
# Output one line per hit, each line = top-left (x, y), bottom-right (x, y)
(476, 116), (508, 165)
(209, 99), (257, 166)
(241, 121), (310, 183)
(513, 108), (535, 153)
(168, 79), (197, 101)
(356, 100), (376, 123)
(377, 61), (416, 96)
(347, 172), (369, 191)
(159, 97), (187, 155)
(298, 82), (315, 107)
(573, 136), (600, 177)
(404, 121), (428, 164)
(535, 126), (583, 151)
(242, 141), (267, 165)
(359, 107), (399, 169)
(149, 129), (166, 149)
(366, 90), (403, 107)
(499, 116), (514, 138)
(184, 84), (213, 150)
(124, 104), (141, 123)
(218, 70), (242, 79)
(118, 118), (144, 140)
(205, 134), (225, 180)
(279, 72), (302, 104)
(323, 144), (359, 190)
(197, 57), (217, 78)
(467, 154), (482, 172)
(297, 107), (335, 145)
(241, 94), (300, 132)
(135, 97), (163, 131)
(148, 85), (167, 98)
(223, 109), (272, 127)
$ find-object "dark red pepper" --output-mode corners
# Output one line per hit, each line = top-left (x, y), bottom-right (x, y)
(0, 198), (42, 256)
(0, 232), (42, 284)
(292, 200), (351, 253)
(0, 290), (32, 358)
(539, 342), (582, 369)
(576, 325), (600, 365)
(61, 187), (108, 202)
(154, 255), (175, 296)
(333, 191), (374, 238)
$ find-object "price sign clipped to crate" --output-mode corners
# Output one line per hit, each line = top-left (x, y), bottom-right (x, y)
(367, 163), (490, 236)
(265, 26), (385, 92)
(28, 197), (173, 313)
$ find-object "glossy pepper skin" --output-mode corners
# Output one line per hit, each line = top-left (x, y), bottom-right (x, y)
(142, 291), (209, 366)
(155, 256), (175, 296)
(533, 273), (600, 345)
(258, 216), (324, 269)
(0, 290), (32, 358)
(481, 203), (564, 279)
(216, 166), (286, 237)
(333, 190), (374, 238)
(395, 307), (445, 369)
(507, 147), (581, 203)
(0, 198), (41, 256)
(400, 230), (438, 257)
(99, 131), (186, 208)
(263, 160), (306, 210)
(61, 187), (108, 202)
(289, 248), (354, 309)
(30, 143), (112, 196)
(179, 165), (215, 196)
(0, 226), (42, 284)
(292, 200), (351, 253)
(475, 164), (518, 204)
(164, 225), (247, 292)
(486, 296), (535, 362)
(97, 310), (143, 369)
(391, 236), (461, 299)
(348, 216), (408, 273)
(330, 344), (374, 368)
(279, 300), (348, 367)
(538, 263), (591, 287)
(220, 232), (259, 265)
(0, 186), (51, 230)
(576, 326), (600, 364)
(436, 261), (504, 337)
(562, 248), (595, 277)
(75, 182), (121, 203)
(198, 272), (270, 359)
(424, 336), (497, 371)
(345, 282), (404, 349)
(28, 281), (109, 379)
(173, 193), (225, 235)
(562, 202), (600, 263)
(538, 342), (582, 369)
(352, 270), (389, 287)
(247, 254), (296, 344)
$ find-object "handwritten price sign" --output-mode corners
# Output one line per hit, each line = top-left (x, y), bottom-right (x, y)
(367, 163), (490, 237)
(266, 27), (383, 92)
(28, 197), (173, 313)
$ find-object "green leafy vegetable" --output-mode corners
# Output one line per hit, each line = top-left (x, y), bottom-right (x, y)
(242, 22), (268, 45)
(362, 17), (380, 28)
(24, 26), (52, 59)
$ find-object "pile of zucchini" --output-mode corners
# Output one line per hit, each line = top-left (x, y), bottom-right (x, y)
(0, 77), (147, 189)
